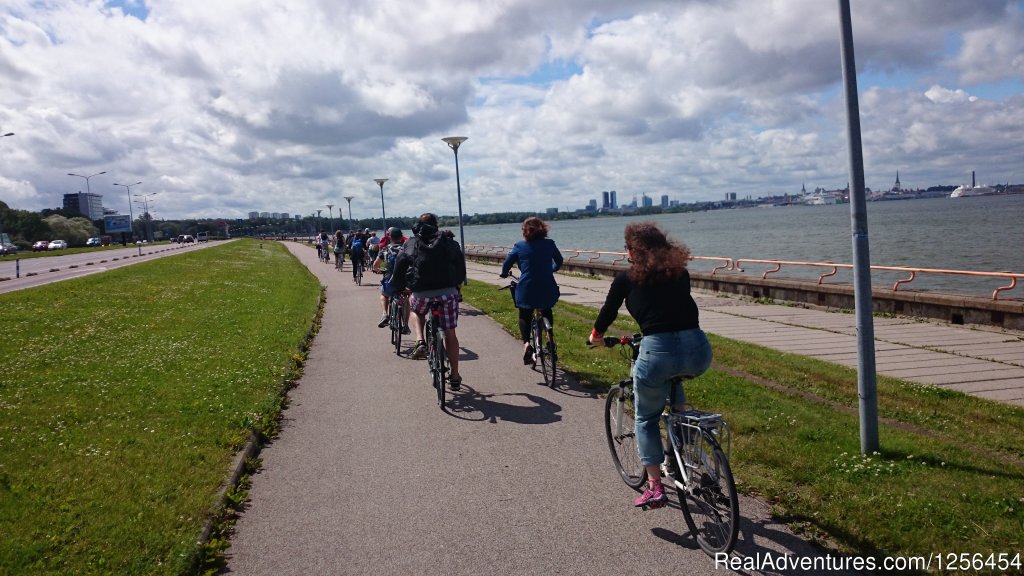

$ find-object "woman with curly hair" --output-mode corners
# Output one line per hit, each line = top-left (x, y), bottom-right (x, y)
(500, 216), (564, 364)
(589, 221), (712, 509)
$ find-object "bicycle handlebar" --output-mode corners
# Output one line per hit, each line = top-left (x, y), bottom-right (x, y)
(497, 272), (519, 291)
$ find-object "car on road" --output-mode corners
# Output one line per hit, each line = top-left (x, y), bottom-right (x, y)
(32, 240), (50, 252)
(182, 235), (195, 243)
(196, 231), (209, 242)
(86, 237), (102, 247)
(0, 243), (18, 255)
(47, 240), (68, 251)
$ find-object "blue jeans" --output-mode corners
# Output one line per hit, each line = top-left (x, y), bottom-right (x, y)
(633, 329), (713, 466)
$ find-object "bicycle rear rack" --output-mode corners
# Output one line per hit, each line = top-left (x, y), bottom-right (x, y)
(671, 409), (731, 461)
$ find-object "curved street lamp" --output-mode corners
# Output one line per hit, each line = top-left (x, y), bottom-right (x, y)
(343, 195), (354, 231)
(326, 204), (335, 233)
(113, 181), (141, 241)
(68, 170), (107, 195)
(374, 178), (388, 233)
(441, 136), (468, 272)
(133, 192), (158, 242)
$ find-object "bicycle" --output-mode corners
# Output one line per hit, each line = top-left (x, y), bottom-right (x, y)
(334, 248), (344, 271)
(597, 333), (739, 556)
(352, 257), (364, 285)
(424, 301), (450, 410)
(498, 273), (557, 387)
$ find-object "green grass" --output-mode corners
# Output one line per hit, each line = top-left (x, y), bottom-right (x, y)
(0, 239), (320, 575)
(461, 279), (1024, 564)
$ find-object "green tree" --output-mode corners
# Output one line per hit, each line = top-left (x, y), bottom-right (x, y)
(43, 215), (96, 247)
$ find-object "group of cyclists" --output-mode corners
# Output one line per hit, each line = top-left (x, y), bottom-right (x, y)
(326, 214), (712, 510)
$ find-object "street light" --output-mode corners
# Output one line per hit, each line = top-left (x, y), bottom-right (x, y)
(343, 195), (354, 231)
(374, 178), (388, 233)
(113, 181), (141, 242)
(316, 209), (322, 232)
(68, 170), (107, 194)
(326, 204), (334, 233)
(133, 192), (158, 242)
(441, 136), (468, 266)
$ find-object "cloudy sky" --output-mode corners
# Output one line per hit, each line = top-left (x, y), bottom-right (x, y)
(1, 0), (1022, 221)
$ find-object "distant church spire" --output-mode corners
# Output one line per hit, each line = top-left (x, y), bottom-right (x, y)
(893, 171), (902, 191)
(801, 182), (806, 194)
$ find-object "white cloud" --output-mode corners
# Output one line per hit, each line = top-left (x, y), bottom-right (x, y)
(924, 85), (978, 104)
(0, 0), (1022, 219)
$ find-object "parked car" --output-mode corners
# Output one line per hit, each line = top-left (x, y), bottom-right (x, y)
(182, 235), (195, 243)
(47, 240), (68, 250)
(0, 243), (18, 255)
(32, 240), (50, 252)
(196, 231), (209, 242)
(174, 235), (185, 244)
(86, 237), (102, 247)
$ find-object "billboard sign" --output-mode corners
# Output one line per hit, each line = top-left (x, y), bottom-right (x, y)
(104, 215), (132, 234)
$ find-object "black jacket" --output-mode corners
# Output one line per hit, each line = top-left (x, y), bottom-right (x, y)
(390, 224), (466, 292)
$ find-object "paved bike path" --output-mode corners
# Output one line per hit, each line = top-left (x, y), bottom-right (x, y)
(225, 243), (857, 575)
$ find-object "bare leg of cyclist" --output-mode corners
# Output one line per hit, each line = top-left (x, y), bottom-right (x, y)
(444, 328), (460, 381)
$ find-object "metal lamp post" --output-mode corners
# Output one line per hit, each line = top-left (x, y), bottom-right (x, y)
(343, 196), (354, 230)
(68, 170), (107, 195)
(133, 192), (158, 242)
(374, 178), (388, 233)
(113, 181), (141, 243)
(441, 136), (468, 262)
(326, 204), (334, 232)
(316, 209), (322, 232)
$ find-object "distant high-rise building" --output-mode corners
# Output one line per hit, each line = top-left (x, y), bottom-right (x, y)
(660, 195), (669, 208)
(546, 207), (558, 214)
(259, 212), (271, 218)
(248, 211), (260, 219)
(63, 192), (104, 220)
(587, 199), (597, 211)
(601, 191), (610, 209)
(610, 190), (617, 209)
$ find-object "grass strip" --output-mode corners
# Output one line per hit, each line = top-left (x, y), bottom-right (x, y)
(0, 239), (320, 575)
(461, 279), (1024, 564)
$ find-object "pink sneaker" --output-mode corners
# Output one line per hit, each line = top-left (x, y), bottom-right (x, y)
(634, 483), (667, 509)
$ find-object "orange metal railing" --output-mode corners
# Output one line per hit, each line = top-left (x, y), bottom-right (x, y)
(465, 244), (1022, 301)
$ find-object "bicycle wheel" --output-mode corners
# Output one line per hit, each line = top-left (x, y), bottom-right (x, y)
(390, 300), (402, 355)
(677, 433), (739, 556)
(432, 327), (446, 410)
(604, 383), (645, 490)
(536, 322), (556, 387)
(356, 264), (362, 286)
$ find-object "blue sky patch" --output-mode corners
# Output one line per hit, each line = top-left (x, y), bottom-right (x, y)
(105, 0), (149, 21)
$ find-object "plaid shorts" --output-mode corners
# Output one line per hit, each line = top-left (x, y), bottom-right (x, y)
(410, 291), (460, 330)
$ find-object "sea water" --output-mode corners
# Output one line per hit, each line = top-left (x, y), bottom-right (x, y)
(461, 195), (1024, 298)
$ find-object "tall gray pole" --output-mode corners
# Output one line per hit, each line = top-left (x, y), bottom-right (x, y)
(838, 0), (878, 453)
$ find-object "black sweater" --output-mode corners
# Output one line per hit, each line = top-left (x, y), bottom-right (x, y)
(594, 269), (700, 335)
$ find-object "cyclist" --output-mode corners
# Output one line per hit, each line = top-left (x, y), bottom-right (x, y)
(318, 230), (331, 263)
(349, 230), (366, 282)
(388, 213), (466, 388)
(367, 231), (381, 265)
(588, 221), (712, 509)
(499, 216), (564, 364)
(333, 230), (345, 270)
(373, 227), (409, 332)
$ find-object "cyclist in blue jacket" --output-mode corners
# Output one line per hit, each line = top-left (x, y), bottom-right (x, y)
(500, 217), (564, 364)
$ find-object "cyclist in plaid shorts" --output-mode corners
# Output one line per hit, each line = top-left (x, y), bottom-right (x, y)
(388, 212), (467, 388)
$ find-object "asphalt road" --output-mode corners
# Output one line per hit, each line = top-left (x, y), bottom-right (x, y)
(0, 241), (214, 294)
(225, 242), (861, 576)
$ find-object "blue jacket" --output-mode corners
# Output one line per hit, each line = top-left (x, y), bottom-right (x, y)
(500, 238), (563, 310)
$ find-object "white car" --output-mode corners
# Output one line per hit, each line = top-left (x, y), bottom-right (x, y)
(48, 240), (68, 250)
